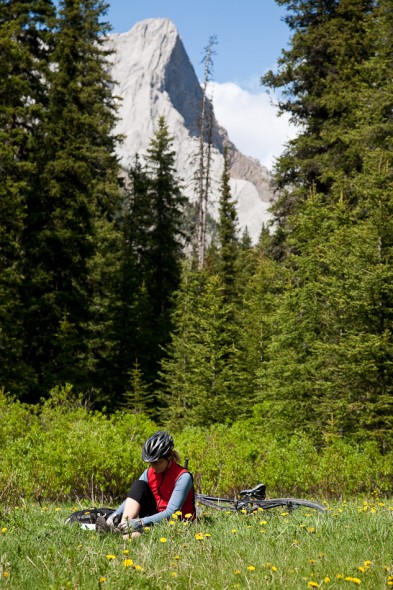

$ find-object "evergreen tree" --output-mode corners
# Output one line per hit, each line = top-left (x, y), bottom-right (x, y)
(144, 116), (187, 384)
(0, 0), (54, 395)
(120, 360), (156, 417)
(217, 148), (239, 302)
(263, 0), (376, 255)
(252, 0), (393, 447)
(20, 0), (122, 400)
(112, 156), (155, 399)
(161, 265), (241, 428)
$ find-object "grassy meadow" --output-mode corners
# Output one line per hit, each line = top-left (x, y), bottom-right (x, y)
(1, 498), (393, 589)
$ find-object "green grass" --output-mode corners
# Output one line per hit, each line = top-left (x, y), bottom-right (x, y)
(1, 498), (393, 589)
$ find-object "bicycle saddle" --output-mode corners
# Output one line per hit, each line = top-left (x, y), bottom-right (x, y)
(239, 483), (266, 498)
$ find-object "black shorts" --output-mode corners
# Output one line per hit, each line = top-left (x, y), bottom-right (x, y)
(127, 480), (157, 518)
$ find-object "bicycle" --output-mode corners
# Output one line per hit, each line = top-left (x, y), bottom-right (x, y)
(65, 483), (325, 529)
(195, 483), (325, 514)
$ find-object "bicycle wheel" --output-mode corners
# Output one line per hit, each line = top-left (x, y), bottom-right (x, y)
(196, 494), (237, 512)
(257, 498), (326, 513)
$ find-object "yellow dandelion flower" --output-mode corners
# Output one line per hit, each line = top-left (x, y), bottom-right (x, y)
(358, 566), (366, 573)
(240, 509), (247, 514)
(257, 507), (264, 512)
(123, 549), (129, 555)
(259, 520), (267, 525)
(307, 527), (315, 533)
(247, 565), (256, 571)
(293, 539), (299, 545)
(344, 577), (361, 585)
(234, 570), (241, 575)
(204, 533), (211, 537)
(169, 520), (175, 525)
(184, 513), (193, 519)
(1, 527), (7, 533)
(309, 559), (316, 565)
(364, 560), (372, 566)
(175, 510), (182, 516)
(171, 513), (179, 520)
(324, 577), (331, 583)
(3, 572), (10, 579)
(388, 582), (393, 587)
(271, 566), (277, 572)
(134, 565), (143, 571)
(99, 577), (106, 584)
(195, 532), (203, 540)
(307, 583), (319, 588)
(55, 507), (61, 511)
(160, 537), (167, 543)
(174, 555), (180, 560)
(231, 529), (237, 533)
(106, 554), (116, 560)
(170, 572), (177, 577)
(123, 559), (133, 567)
(336, 574), (344, 579)
(280, 512), (289, 517)
(260, 529), (266, 533)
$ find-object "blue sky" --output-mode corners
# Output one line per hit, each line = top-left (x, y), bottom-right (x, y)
(107, 0), (291, 85)
(106, 0), (297, 169)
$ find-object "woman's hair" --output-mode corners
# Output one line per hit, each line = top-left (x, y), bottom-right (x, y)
(167, 449), (181, 463)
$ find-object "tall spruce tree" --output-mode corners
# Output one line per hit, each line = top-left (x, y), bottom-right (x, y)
(252, 0), (393, 446)
(0, 0), (54, 395)
(112, 156), (155, 399)
(20, 0), (122, 400)
(161, 265), (241, 428)
(143, 116), (187, 385)
(263, 0), (376, 256)
(217, 148), (239, 302)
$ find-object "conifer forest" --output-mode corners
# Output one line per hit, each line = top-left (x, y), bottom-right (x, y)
(1, 0), (392, 451)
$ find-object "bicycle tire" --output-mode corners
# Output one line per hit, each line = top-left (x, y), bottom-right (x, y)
(196, 494), (325, 513)
(256, 498), (326, 513)
(196, 495), (237, 512)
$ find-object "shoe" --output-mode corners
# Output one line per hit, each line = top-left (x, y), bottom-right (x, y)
(96, 515), (113, 534)
(96, 516), (121, 534)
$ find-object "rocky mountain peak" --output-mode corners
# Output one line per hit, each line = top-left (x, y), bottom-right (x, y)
(107, 18), (274, 241)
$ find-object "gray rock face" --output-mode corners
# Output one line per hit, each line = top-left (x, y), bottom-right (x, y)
(107, 18), (274, 241)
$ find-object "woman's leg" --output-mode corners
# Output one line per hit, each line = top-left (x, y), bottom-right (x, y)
(121, 497), (141, 522)
(121, 480), (156, 538)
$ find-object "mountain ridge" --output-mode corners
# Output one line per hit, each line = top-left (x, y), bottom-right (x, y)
(107, 18), (274, 241)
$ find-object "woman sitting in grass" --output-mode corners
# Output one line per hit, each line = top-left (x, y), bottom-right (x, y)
(97, 430), (195, 538)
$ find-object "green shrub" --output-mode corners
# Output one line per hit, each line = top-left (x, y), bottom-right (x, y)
(1, 387), (393, 504)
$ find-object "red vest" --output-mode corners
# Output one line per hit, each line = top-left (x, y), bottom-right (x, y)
(147, 461), (195, 518)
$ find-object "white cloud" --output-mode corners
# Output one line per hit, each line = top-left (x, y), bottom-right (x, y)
(208, 81), (298, 170)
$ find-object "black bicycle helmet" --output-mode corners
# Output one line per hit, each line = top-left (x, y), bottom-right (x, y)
(142, 430), (174, 462)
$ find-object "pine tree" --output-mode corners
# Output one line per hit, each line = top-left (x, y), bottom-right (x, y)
(20, 0), (122, 399)
(0, 0), (54, 395)
(161, 265), (241, 428)
(120, 360), (156, 417)
(217, 148), (239, 302)
(253, 1), (393, 446)
(263, 0), (376, 254)
(112, 156), (155, 399)
(143, 116), (187, 384)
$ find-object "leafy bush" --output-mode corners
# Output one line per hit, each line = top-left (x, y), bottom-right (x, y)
(1, 387), (393, 504)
